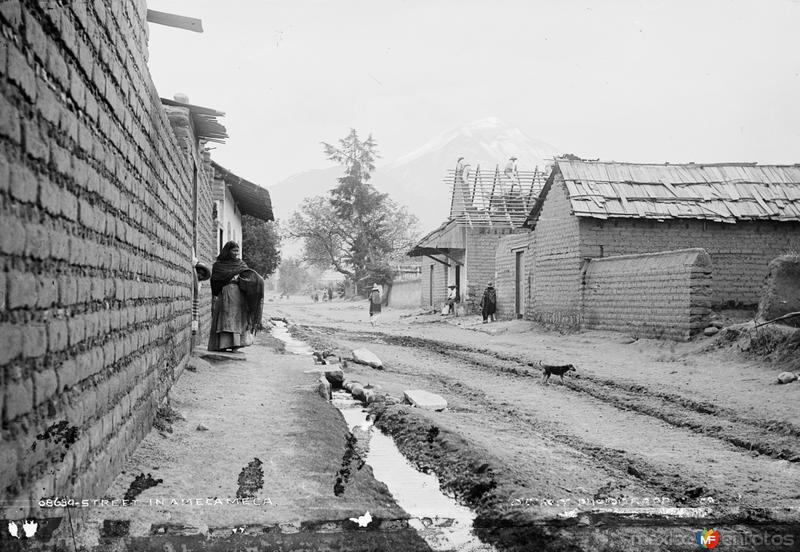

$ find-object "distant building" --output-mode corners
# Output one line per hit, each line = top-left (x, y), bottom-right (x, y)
(211, 161), (274, 255)
(408, 162), (547, 313)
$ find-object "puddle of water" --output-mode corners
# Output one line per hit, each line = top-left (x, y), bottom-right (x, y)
(270, 320), (315, 355)
(273, 325), (496, 551)
(333, 392), (495, 552)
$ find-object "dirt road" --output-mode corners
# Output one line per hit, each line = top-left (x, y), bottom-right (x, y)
(271, 296), (800, 551)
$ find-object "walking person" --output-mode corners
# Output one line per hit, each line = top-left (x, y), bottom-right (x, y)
(480, 281), (497, 323)
(368, 283), (382, 326)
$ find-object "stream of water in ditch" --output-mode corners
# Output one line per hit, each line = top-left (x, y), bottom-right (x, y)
(270, 319), (496, 552)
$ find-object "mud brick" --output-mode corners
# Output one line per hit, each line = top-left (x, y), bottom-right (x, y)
(23, 323), (47, 358)
(53, 448), (76, 495)
(0, 325), (23, 364)
(0, 215), (25, 255)
(25, 223), (49, 259)
(57, 359), (78, 392)
(5, 377), (33, 420)
(67, 316), (85, 346)
(46, 42), (70, 89)
(59, 276), (78, 306)
(0, 1), (21, 28)
(0, 93), (22, 143)
(39, 175), (61, 216)
(48, 319), (69, 353)
(7, 44), (36, 100)
(23, 120), (48, 160)
(0, 270), (5, 310)
(10, 163), (38, 203)
(36, 77), (61, 125)
(90, 277), (105, 301)
(76, 276), (91, 303)
(36, 275), (58, 309)
(85, 86), (99, 122)
(8, 271), (37, 309)
(49, 228), (70, 261)
(51, 143), (72, 177)
(34, 368), (58, 405)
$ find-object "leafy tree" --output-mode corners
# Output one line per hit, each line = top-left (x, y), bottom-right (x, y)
(241, 215), (281, 276)
(277, 257), (316, 296)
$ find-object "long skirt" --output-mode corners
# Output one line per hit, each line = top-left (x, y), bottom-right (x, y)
(208, 283), (248, 351)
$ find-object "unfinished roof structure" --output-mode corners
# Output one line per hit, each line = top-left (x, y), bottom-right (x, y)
(525, 160), (800, 226)
(448, 164), (549, 227)
(161, 97), (228, 143)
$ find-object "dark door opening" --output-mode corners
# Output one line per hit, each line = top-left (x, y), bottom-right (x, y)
(429, 265), (434, 307)
(454, 265), (461, 301)
(515, 251), (524, 318)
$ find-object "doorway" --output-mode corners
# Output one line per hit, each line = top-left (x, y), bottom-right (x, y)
(515, 251), (524, 318)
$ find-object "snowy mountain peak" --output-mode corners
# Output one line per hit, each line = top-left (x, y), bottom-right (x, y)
(384, 118), (560, 171)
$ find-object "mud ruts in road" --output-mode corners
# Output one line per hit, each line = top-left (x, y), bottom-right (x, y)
(286, 320), (800, 552)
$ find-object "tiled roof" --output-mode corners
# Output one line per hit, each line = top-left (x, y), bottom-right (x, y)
(534, 160), (800, 224)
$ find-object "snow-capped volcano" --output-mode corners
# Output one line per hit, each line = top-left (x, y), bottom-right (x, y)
(384, 117), (560, 173)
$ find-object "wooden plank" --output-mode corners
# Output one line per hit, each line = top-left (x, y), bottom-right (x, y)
(146, 9), (203, 33)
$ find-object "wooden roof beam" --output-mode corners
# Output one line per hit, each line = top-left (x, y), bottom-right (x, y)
(146, 10), (203, 33)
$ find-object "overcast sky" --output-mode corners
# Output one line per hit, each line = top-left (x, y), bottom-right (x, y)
(146, 0), (800, 187)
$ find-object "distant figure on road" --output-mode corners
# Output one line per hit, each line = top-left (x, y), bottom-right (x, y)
(504, 156), (520, 191)
(368, 283), (382, 326)
(445, 284), (458, 316)
(480, 281), (497, 323)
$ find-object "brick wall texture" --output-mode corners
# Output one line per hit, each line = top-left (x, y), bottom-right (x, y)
(0, 0), (213, 522)
(582, 249), (712, 340)
(494, 233), (530, 319)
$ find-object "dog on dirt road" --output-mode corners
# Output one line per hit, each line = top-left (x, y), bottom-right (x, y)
(538, 361), (576, 384)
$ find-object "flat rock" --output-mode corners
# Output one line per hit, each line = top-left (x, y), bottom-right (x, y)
(325, 368), (344, 387)
(351, 348), (383, 369)
(710, 320), (724, 329)
(777, 372), (798, 384)
(318, 375), (332, 400)
(703, 326), (719, 336)
(351, 384), (366, 402)
(403, 390), (447, 411)
(196, 423), (209, 431)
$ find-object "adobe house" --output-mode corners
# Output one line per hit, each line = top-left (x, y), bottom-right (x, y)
(496, 159), (800, 331)
(408, 163), (547, 313)
(211, 161), (274, 254)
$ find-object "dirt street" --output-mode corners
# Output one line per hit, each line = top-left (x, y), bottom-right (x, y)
(271, 295), (800, 551)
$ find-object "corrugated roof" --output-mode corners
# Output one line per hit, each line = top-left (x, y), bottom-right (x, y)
(212, 162), (274, 222)
(527, 160), (800, 225)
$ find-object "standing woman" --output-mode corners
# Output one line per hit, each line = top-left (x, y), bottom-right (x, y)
(368, 283), (382, 327)
(208, 241), (250, 352)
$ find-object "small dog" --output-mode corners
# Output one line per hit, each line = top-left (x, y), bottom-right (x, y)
(538, 361), (576, 384)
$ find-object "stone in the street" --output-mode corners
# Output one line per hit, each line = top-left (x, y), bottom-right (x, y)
(704, 326), (719, 336)
(318, 375), (332, 400)
(325, 368), (344, 387)
(710, 320), (724, 329)
(196, 423), (209, 431)
(404, 390), (447, 411)
(363, 389), (376, 405)
(351, 348), (384, 369)
(777, 372), (798, 384)
(351, 384), (366, 402)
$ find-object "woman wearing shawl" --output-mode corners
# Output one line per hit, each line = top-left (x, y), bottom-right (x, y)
(208, 241), (264, 352)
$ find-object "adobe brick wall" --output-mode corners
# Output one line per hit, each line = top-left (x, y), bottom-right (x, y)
(579, 217), (800, 307)
(529, 177), (583, 326)
(0, 0), (209, 524)
(464, 227), (514, 313)
(387, 278), (422, 309)
(582, 249), (712, 340)
(421, 257), (449, 310)
(494, 232), (531, 319)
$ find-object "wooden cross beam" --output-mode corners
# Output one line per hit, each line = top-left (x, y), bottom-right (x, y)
(146, 10), (203, 33)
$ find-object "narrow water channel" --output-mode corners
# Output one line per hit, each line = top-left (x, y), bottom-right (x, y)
(270, 318), (496, 552)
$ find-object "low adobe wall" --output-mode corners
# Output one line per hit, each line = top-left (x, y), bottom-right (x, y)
(582, 248), (712, 340)
(388, 278), (422, 309)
